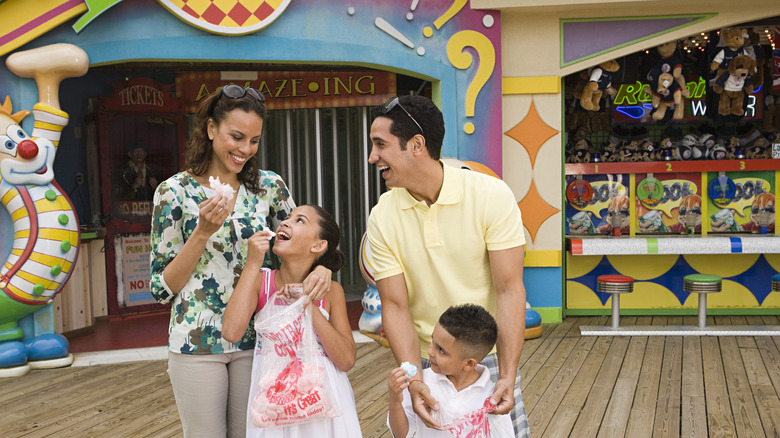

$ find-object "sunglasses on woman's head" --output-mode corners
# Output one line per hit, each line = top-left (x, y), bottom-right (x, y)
(208, 84), (266, 115)
(380, 96), (424, 136)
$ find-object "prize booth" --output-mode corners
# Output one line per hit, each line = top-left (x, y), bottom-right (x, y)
(89, 78), (186, 316)
(561, 25), (780, 320)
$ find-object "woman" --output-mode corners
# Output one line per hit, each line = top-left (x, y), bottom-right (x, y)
(150, 85), (331, 438)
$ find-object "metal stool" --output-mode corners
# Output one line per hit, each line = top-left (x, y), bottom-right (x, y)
(596, 275), (634, 329)
(683, 274), (722, 328)
(773, 273), (780, 293)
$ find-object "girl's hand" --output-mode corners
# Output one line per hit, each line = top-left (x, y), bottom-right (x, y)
(194, 194), (230, 238)
(388, 367), (411, 403)
(301, 265), (332, 308)
(246, 229), (272, 266)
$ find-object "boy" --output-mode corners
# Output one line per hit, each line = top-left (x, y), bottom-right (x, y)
(387, 304), (514, 437)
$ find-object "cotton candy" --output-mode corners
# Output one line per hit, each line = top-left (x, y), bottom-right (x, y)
(208, 176), (235, 200)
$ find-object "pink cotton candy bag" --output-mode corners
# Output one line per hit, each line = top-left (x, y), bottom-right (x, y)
(246, 269), (340, 429)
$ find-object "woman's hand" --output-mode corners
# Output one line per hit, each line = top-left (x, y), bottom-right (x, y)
(193, 194), (230, 238)
(302, 265), (332, 308)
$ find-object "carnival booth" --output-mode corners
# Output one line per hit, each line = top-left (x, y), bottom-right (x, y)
(563, 25), (780, 324)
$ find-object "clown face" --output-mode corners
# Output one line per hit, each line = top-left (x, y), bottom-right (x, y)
(0, 112), (56, 186)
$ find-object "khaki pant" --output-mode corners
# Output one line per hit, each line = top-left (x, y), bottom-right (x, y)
(168, 350), (254, 438)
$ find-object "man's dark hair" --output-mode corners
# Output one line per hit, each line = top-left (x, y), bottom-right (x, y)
(371, 95), (445, 160)
(438, 304), (497, 361)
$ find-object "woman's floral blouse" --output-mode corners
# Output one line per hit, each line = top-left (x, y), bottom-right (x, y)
(150, 171), (295, 355)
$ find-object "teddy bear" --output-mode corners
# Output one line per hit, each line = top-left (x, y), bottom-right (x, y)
(566, 138), (594, 163)
(744, 29), (766, 89)
(656, 138), (676, 161)
(648, 41), (691, 98)
(648, 72), (684, 120)
(638, 140), (656, 161)
(711, 28), (746, 77)
(712, 54), (755, 117)
(580, 60), (620, 112)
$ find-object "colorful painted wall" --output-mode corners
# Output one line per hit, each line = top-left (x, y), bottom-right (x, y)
(0, 0), (562, 316)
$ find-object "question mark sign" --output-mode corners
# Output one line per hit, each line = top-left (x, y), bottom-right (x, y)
(447, 30), (495, 134)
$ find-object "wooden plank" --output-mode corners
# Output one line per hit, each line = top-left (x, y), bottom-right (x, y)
(542, 331), (613, 438)
(739, 326), (780, 438)
(597, 336), (646, 438)
(720, 336), (765, 437)
(680, 336), (707, 438)
(624, 336), (664, 438)
(518, 316), (578, 388)
(653, 336), (682, 438)
(528, 317), (606, 435)
(523, 319), (585, 414)
(701, 337), (736, 437)
(569, 335), (630, 438)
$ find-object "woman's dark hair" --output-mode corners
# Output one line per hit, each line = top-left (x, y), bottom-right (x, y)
(370, 95), (445, 160)
(183, 88), (267, 194)
(308, 205), (344, 273)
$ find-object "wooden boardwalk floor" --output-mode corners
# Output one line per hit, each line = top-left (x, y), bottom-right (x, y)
(2, 316), (780, 437)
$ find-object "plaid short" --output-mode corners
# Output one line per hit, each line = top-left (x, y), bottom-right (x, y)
(422, 353), (530, 437)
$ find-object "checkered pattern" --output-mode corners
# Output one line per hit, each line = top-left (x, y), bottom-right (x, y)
(169, 0), (282, 27)
(422, 355), (531, 437)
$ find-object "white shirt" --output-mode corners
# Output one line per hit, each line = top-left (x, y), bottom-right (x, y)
(388, 365), (514, 437)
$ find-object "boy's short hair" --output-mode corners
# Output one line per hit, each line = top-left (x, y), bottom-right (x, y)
(438, 304), (497, 362)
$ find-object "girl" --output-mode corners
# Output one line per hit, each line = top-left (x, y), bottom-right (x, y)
(150, 85), (332, 438)
(223, 204), (362, 437)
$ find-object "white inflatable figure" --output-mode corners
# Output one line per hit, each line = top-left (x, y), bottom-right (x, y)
(0, 44), (88, 377)
(357, 232), (388, 346)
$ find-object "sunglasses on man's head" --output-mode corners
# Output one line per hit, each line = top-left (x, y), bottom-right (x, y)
(380, 96), (424, 136)
(208, 84), (266, 115)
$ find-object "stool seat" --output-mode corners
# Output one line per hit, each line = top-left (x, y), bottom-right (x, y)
(773, 274), (780, 292)
(684, 274), (722, 294)
(597, 275), (634, 294)
(597, 274), (635, 284)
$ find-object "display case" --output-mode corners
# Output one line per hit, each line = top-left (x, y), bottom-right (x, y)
(90, 78), (186, 316)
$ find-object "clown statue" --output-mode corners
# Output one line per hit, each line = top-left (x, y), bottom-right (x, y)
(0, 44), (88, 377)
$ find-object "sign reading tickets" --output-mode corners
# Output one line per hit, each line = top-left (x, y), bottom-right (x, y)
(118, 233), (156, 307)
(175, 71), (396, 113)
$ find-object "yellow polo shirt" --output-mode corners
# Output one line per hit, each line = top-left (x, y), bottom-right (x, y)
(367, 162), (526, 357)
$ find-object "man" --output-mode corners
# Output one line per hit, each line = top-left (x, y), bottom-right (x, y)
(367, 95), (529, 437)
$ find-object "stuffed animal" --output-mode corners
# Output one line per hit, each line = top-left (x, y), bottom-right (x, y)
(580, 60), (620, 112)
(648, 72), (684, 120)
(711, 28), (746, 76)
(566, 138), (593, 163)
(656, 138), (676, 161)
(650, 41), (691, 98)
(638, 140), (656, 161)
(712, 54), (755, 117)
(744, 29), (766, 88)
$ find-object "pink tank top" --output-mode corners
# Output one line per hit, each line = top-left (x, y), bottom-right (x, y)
(257, 269), (325, 313)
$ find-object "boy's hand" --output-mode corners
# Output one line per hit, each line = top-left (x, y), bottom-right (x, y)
(387, 367), (411, 403)
(409, 378), (441, 429)
(489, 377), (515, 415)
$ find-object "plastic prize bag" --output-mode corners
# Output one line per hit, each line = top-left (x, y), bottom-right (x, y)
(247, 292), (340, 429)
(432, 398), (513, 438)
